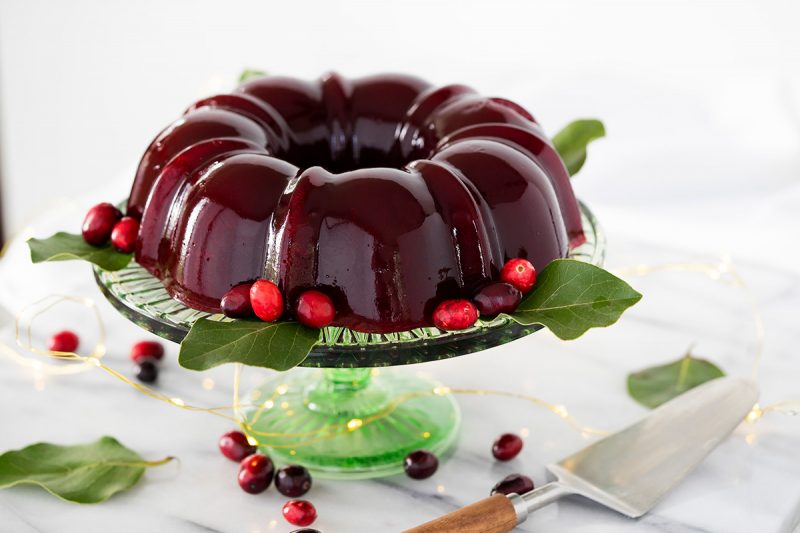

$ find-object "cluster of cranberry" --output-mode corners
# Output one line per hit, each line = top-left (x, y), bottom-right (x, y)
(403, 432), (535, 498)
(221, 281), (335, 330)
(129, 340), (165, 383)
(219, 430), (318, 529)
(49, 330), (165, 384)
(489, 433), (535, 497)
(432, 258), (537, 331)
(224, 258), (534, 332)
(82, 203), (139, 253)
(216, 431), (528, 529)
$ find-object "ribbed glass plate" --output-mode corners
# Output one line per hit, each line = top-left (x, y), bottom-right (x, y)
(94, 202), (604, 368)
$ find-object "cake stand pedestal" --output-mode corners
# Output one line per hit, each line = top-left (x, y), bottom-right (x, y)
(94, 203), (603, 479)
(243, 367), (459, 479)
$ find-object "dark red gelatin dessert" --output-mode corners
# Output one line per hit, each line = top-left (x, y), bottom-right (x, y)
(127, 73), (585, 333)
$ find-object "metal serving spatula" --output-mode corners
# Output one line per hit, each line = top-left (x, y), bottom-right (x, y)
(405, 377), (758, 533)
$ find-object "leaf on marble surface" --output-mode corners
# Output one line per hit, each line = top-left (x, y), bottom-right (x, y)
(238, 68), (267, 83)
(506, 259), (642, 340)
(178, 318), (321, 371)
(627, 351), (725, 408)
(0, 436), (172, 504)
(27, 232), (132, 271)
(552, 119), (605, 176)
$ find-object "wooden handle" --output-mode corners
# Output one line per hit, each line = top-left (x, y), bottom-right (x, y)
(403, 494), (518, 533)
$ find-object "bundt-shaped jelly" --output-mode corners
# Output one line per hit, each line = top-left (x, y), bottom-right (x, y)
(127, 73), (584, 333)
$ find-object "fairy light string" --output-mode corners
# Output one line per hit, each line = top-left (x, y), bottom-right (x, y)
(1, 259), (796, 451)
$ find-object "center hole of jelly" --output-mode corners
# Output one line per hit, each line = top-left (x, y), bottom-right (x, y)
(279, 130), (423, 174)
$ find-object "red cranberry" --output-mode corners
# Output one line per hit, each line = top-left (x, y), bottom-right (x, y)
(110, 217), (139, 253)
(275, 464), (312, 497)
(129, 340), (164, 363)
(218, 430), (257, 461)
(237, 453), (274, 494)
(403, 450), (438, 479)
(491, 473), (535, 496)
(492, 433), (523, 461)
(221, 283), (254, 318)
(432, 299), (478, 330)
(282, 499), (317, 527)
(249, 280), (284, 322)
(295, 290), (335, 329)
(473, 282), (522, 317)
(500, 258), (537, 294)
(134, 359), (158, 383)
(82, 203), (122, 245)
(48, 330), (79, 353)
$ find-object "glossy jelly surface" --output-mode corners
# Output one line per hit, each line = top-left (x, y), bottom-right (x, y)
(128, 73), (584, 333)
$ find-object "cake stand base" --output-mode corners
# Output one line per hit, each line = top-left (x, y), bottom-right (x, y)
(241, 367), (460, 479)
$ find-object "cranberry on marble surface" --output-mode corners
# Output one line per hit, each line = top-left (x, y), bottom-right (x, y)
(491, 473), (534, 496)
(134, 359), (158, 384)
(237, 453), (274, 494)
(82, 203), (122, 246)
(283, 499), (317, 527)
(275, 464), (312, 497)
(48, 330), (79, 353)
(492, 433), (523, 461)
(130, 340), (164, 363)
(403, 450), (438, 479)
(218, 430), (257, 462)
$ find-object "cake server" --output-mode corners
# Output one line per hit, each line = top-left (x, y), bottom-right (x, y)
(404, 376), (758, 533)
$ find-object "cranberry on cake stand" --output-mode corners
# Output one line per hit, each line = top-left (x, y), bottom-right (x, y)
(93, 203), (603, 479)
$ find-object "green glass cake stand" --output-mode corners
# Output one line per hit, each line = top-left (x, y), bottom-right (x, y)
(94, 203), (604, 479)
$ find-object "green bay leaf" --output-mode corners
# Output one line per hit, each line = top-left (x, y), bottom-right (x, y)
(628, 353), (725, 408)
(552, 119), (606, 176)
(178, 318), (320, 371)
(0, 436), (170, 504)
(505, 259), (641, 340)
(238, 69), (266, 83)
(28, 232), (132, 271)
